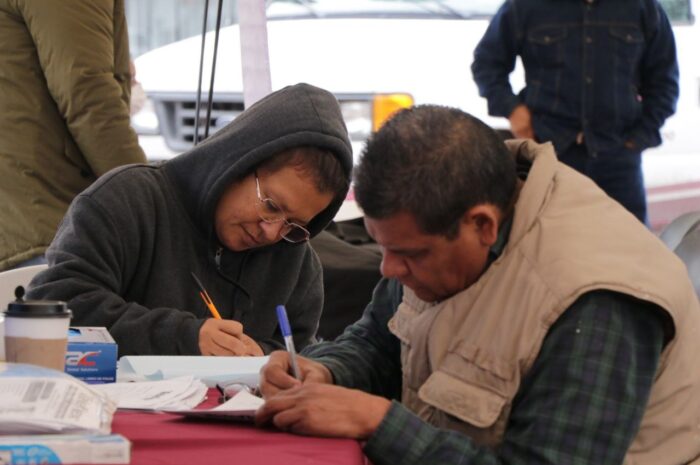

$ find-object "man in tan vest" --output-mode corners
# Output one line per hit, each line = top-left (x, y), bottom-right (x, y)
(256, 106), (700, 465)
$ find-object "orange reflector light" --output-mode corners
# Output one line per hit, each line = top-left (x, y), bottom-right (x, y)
(372, 94), (414, 131)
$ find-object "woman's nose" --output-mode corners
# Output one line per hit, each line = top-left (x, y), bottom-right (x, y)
(259, 220), (285, 242)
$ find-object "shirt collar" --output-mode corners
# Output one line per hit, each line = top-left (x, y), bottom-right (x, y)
(486, 214), (513, 268)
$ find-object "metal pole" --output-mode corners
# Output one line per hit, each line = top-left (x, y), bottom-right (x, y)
(193, 0), (210, 146)
(204, 0), (224, 140)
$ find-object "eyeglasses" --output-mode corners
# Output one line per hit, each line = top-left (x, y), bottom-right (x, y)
(254, 173), (311, 243)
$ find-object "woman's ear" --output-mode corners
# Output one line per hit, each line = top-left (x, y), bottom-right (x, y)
(463, 204), (501, 246)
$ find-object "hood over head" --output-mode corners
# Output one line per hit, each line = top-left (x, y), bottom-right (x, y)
(164, 83), (353, 242)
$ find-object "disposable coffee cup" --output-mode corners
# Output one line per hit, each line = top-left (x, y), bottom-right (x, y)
(4, 292), (72, 371)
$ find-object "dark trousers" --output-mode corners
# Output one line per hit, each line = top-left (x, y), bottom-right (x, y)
(557, 143), (647, 224)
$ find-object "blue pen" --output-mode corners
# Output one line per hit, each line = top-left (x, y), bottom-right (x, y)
(276, 305), (301, 380)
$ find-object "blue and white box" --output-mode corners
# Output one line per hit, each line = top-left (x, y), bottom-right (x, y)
(65, 327), (118, 384)
(0, 434), (130, 464)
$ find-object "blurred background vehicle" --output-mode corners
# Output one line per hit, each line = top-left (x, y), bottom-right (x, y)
(128, 0), (700, 231)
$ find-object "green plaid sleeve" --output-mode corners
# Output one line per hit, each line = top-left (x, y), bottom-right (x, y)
(302, 277), (403, 399)
(364, 290), (666, 465)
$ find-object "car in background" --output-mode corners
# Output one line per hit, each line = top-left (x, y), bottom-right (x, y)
(132, 0), (700, 231)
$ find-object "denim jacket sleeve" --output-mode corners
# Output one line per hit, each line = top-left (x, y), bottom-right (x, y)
(626, 1), (679, 150)
(471, 0), (522, 118)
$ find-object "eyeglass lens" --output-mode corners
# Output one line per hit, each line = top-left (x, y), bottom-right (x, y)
(255, 175), (310, 243)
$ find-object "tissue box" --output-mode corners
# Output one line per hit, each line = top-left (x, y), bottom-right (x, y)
(65, 327), (118, 384)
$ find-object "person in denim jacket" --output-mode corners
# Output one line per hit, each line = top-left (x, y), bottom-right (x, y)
(472, 0), (679, 223)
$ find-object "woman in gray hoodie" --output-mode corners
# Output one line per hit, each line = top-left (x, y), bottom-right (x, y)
(28, 83), (353, 356)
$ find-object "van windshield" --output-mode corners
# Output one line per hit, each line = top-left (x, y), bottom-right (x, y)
(266, 0), (503, 20)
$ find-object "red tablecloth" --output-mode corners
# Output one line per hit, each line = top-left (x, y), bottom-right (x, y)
(111, 390), (367, 465)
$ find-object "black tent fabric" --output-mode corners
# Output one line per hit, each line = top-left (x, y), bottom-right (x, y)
(310, 220), (382, 341)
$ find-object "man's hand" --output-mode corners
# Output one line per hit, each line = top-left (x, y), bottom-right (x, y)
(198, 319), (264, 356)
(508, 104), (534, 139)
(255, 383), (391, 439)
(259, 351), (333, 398)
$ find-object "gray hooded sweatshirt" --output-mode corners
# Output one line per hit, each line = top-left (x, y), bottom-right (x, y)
(27, 83), (353, 355)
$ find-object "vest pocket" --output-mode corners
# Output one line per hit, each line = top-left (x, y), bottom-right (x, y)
(418, 344), (518, 428)
(419, 370), (508, 428)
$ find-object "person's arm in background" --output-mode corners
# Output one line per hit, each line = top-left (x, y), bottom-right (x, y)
(471, 0), (530, 138)
(21, 0), (146, 174)
(625, 2), (679, 151)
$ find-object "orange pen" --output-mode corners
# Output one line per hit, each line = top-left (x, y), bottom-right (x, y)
(190, 271), (222, 319)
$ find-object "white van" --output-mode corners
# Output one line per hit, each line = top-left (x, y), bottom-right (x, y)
(132, 0), (700, 229)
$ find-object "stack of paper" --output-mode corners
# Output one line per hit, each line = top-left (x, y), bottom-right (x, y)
(92, 376), (207, 410)
(117, 355), (269, 388)
(0, 362), (116, 435)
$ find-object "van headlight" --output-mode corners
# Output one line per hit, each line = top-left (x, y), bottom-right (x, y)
(372, 93), (413, 131)
(340, 93), (414, 141)
(130, 96), (160, 135)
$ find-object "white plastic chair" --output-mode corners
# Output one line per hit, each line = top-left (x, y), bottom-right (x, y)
(674, 227), (700, 298)
(0, 264), (49, 306)
(660, 211), (700, 299)
(659, 211), (700, 251)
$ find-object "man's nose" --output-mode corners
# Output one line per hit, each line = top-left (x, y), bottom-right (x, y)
(380, 251), (408, 279)
(259, 220), (285, 242)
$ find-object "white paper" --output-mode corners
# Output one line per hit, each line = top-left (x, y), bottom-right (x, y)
(117, 355), (269, 388)
(160, 389), (264, 421)
(92, 376), (208, 410)
(0, 362), (116, 435)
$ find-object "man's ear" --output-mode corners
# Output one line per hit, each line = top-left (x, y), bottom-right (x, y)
(462, 204), (500, 246)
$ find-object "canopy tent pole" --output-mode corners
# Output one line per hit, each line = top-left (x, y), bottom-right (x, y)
(237, 0), (272, 108)
(193, 0), (271, 146)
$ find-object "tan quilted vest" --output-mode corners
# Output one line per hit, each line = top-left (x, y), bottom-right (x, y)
(389, 140), (700, 465)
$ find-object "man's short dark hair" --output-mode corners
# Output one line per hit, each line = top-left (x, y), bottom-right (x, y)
(260, 146), (349, 202)
(354, 105), (517, 237)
